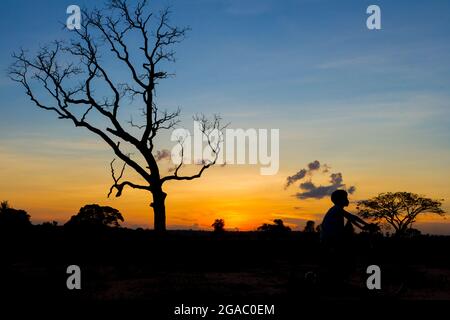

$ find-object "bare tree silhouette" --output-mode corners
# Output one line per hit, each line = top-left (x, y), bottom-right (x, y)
(9, 0), (226, 231)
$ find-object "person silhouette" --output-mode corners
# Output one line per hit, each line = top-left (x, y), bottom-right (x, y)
(319, 190), (375, 291)
(321, 190), (371, 245)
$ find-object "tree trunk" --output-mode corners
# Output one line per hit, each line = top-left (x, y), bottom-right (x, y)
(151, 187), (167, 232)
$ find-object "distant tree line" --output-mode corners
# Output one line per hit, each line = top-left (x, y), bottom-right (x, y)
(0, 202), (124, 231)
(0, 192), (445, 237)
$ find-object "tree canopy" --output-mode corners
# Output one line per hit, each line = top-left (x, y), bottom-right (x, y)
(0, 201), (32, 230)
(357, 192), (445, 236)
(65, 204), (124, 228)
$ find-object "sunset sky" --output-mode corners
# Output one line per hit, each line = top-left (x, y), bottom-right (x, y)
(1, 0), (450, 234)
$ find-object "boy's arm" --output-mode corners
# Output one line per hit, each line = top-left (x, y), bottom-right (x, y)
(343, 210), (368, 229)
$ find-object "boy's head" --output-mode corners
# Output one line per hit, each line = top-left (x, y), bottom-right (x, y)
(331, 190), (349, 207)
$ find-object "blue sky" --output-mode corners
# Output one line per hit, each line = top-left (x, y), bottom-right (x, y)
(2, 0), (449, 168)
(2, 0), (450, 117)
(1, 0), (450, 232)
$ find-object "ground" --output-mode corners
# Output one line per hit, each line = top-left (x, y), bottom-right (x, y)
(1, 228), (449, 317)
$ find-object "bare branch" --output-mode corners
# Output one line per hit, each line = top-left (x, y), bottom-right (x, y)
(108, 158), (150, 197)
(161, 114), (227, 184)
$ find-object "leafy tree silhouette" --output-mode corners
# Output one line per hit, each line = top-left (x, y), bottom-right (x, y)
(212, 219), (225, 233)
(357, 192), (445, 236)
(9, 0), (226, 232)
(65, 204), (124, 229)
(0, 201), (31, 230)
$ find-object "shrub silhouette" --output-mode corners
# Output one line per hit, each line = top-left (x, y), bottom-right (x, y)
(257, 219), (291, 233)
(0, 201), (31, 230)
(303, 220), (316, 233)
(405, 228), (422, 238)
(41, 221), (58, 227)
(315, 223), (322, 233)
(65, 204), (124, 229)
